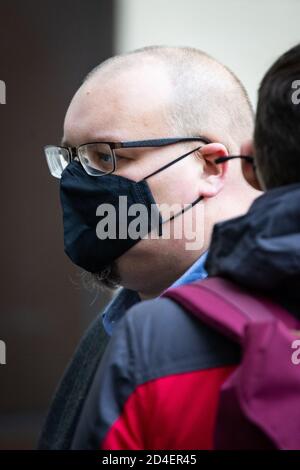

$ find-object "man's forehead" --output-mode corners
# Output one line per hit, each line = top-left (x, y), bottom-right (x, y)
(63, 62), (172, 146)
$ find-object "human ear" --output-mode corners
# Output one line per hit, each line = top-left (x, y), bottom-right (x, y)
(197, 143), (229, 197)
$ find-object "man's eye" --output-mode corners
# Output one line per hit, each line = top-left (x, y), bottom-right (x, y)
(84, 152), (113, 170)
(99, 153), (111, 163)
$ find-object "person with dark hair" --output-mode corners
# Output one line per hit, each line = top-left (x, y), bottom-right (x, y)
(253, 43), (300, 189)
(207, 43), (300, 298)
(69, 44), (300, 450)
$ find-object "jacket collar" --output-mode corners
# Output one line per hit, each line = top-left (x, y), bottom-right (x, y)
(102, 251), (208, 336)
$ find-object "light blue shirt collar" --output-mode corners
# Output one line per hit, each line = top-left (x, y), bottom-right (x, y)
(102, 251), (208, 336)
(170, 251), (208, 288)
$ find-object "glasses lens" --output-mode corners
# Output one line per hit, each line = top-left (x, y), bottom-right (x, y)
(44, 146), (69, 178)
(78, 143), (114, 176)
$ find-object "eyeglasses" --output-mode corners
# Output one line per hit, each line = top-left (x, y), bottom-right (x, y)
(215, 155), (255, 168)
(44, 137), (211, 179)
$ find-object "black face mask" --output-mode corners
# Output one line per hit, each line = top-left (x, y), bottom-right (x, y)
(60, 149), (204, 273)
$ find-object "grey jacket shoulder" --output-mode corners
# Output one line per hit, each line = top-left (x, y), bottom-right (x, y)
(114, 296), (240, 385)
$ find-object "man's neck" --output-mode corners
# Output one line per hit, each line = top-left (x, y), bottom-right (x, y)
(137, 250), (209, 301)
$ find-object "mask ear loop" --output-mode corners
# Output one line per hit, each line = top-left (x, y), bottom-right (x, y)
(140, 145), (208, 228)
(167, 194), (204, 223)
(133, 140), (211, 233)
(166, 156), (256, 224)
(166, 155), (256, 225)
(142, 146), (203, 181)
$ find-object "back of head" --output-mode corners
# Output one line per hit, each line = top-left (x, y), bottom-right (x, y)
(254, 43), (300, 189)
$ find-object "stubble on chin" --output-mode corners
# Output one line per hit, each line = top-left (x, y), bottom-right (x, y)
(80, 262), (121, 292)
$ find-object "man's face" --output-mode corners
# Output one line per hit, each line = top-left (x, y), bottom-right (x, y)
(63, 63), (209, 295)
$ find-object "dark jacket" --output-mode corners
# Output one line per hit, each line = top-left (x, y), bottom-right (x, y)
(72, 298), (239, 449)
(38, 315), (109, 449)
(38, 256), (207, 449)
(71, 183), (300, 449)
(206, 182), (300, 319)
(40, 183), (300, 449)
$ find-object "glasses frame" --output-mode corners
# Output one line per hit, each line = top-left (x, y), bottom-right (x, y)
(215, 155), (256, 169)
(44, 136), (211, 178)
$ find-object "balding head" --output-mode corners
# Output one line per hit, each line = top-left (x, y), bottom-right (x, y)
(83, 46), (253, 152)
(62, 45), (259, 296)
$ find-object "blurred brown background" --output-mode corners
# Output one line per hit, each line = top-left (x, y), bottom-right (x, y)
(0, 0), (114, 449)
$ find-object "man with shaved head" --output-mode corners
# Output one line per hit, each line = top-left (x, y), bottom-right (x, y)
(40, 46), (260, 449)
(59, 46), (256, 298)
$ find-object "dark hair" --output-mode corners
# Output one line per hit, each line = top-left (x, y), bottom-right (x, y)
(254, 44), (300, 189)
